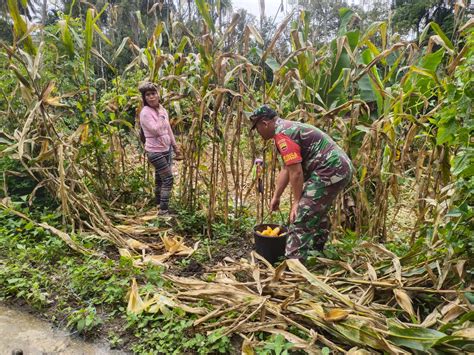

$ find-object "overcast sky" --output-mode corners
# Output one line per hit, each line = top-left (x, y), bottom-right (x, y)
(233, 0), (285, 19)
(233, 0), (377, 17)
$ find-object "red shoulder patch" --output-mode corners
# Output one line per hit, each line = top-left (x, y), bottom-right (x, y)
(274, 133), (302, 166)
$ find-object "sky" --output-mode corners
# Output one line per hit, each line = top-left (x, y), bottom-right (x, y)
(234, 0), (380, 18)
(233, 0), (286, 19)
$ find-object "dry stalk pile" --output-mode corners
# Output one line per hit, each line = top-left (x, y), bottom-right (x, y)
(126, 241), (473, 353)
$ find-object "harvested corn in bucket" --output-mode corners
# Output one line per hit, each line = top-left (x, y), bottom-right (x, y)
(253, 223), (288, 265)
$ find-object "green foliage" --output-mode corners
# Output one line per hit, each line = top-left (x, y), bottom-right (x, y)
(0, 206), (236, 352)
(433, 31), (474, 257)
(127, 310), (231, 354)
(0, 207), (166, 337)
(255, 334), (294, 355)
(0, 214), (61, 307)
(388, 325), (453, 352)
(67, 306), (103, 334)
(182, 330), (231, 354)
(66, 257), (135, 306)
(0, 155), (36, 198)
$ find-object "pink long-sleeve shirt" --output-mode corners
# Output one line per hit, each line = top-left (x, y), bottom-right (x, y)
(139, 105), (177, 153)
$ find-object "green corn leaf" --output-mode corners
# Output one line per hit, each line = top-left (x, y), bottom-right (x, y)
(430, 22), (455, 51)
(93, 24), (112, 46)
(148, 22), (164, 49)
(84, 8), (94, 72)
(333, 318), (387, 350)
(9, 64), (31, 88)
(360, 21), (387, 50)
(291, 30), (309, 79)
(338, 8), (355, 35)
(300, 10), (310, 42)
(383, 50), (404, 83)
(58, 18), (74, 57)
(361, 49), (384, 115)
(112, 37), (130, 63)
(388, 326), (448, 351)
(7, 0), (36, 55)
(195, 0), (215, 33)
(177, 36), (190, 53)
(135, 11), (146, 31)
(436, 115), (457, 145)
(265, 56), (280, 72)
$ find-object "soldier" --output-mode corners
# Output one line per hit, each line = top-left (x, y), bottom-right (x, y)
(249, 105), (353, 260)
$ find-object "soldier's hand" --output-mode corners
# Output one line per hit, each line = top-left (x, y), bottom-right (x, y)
(270, 196), (280, 211)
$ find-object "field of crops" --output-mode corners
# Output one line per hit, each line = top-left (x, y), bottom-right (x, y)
(1, 0), (472, 353)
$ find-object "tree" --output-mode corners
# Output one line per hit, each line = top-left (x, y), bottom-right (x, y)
(289, 0), (352, 44)
(391, 0), (457, 39)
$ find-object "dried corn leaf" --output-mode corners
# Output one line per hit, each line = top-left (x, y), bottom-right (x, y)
(318, 257), (361, 276)
(161, 233), (195, 255)
(393, 289), (415, 318)
(347, 348), (372, 355)
(38, 221), (94, 254)
(452, 328), (474, 339)
(359, 242), (397, 259)
(179, 285), (263, 304)
(126, 237), (150, 250)
(143, 254), (169, 266)
(116, 225), (147, 234)
(113, 226), (470, 353)
(455, 260), (466, 280)
(421, 309), (440, 327)
(140, 214), (158, 222)
(392, 258), (402, 284)
(287, 259), (356, 309)
(366, 262), (378, 281)
(119, 248), (133, 258)
(252, 250), (274, 270)
(272, 259), (287, 282)
(357, 287), (374, 306)
(127, 278), (144, 314)
(441, 302), (464, 322)
(310, 302), (325, 318)
(252, 264), (262, 295)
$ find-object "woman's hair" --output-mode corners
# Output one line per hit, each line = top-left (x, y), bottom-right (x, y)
(138, 81), (159, 106)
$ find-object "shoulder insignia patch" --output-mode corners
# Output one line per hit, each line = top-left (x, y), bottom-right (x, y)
(278, 139), (288, 151)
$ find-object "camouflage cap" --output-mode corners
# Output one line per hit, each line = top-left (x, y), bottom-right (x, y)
(138, 81), (159, 94)
(249, 105), (277, 130)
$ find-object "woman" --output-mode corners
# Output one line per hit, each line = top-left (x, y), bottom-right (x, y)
(138, 82), (181, 216)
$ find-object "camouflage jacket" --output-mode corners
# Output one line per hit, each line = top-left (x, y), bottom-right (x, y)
(273, 118), (353, 184)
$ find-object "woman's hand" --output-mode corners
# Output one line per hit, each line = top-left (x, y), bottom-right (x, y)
(270, 196), (280, 211)
(289, 202), (299, 223)
(174, 146), (184, 161)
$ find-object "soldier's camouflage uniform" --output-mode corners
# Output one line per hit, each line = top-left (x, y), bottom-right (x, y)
(273, 118), (353, 259)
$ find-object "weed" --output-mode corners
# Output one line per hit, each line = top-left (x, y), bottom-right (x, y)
(255, 334), (294, 355)
(67, 306), (103, 334)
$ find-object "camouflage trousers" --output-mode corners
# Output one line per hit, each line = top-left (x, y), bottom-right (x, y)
(286, 170), (352, 260)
